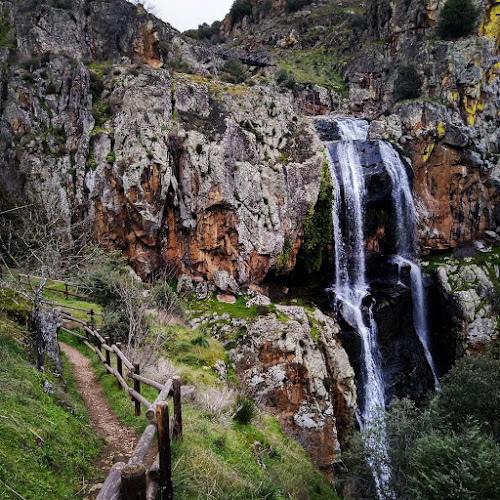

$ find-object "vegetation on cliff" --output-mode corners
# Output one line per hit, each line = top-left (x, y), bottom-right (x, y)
(438, 0), (479, 39)
(300, 157), (334, 273)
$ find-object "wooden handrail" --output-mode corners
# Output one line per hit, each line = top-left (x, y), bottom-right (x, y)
(127, 372), (165, 392)
(56, 306), (181, 500)
(146, 379), (173, 420)
(112, 344), (135, 372)
(42, 299), (103, 315)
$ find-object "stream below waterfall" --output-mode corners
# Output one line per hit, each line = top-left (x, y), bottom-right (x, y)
(324, 118), (439, 499)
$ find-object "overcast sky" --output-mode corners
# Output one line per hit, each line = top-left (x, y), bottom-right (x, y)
(140, 1), (234, 32)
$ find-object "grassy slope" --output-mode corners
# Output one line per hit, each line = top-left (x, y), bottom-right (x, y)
(59, 314), (341, 500)
(0, 293), (101, 500)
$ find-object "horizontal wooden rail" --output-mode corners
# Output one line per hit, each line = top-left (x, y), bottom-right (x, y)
(42, 299), (103, 316)
(146, 379), (173, 420)
(112, 345), (135, 372)
(18, 273), (81, 288)
(59, 326), (86, 340)
(127, 372), (165, 391)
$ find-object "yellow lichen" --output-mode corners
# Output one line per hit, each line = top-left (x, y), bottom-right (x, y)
(450, 90), (460, 102)
(422, 143), (435, 163)
(463, 81), (485, 126)
(480, 1), (500, 54)
(437, 122), (446, 139)
(488, 61), (500, 82)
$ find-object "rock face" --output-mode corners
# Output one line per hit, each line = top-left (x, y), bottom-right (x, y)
(430, 256), (499, 356)
(230, 306), (357, 475)
(0, 0), (326, 285)
(355, 0), (500, 253)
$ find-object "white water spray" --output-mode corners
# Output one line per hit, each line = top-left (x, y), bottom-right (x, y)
(327, 119), (395, 500)
(379, 142), (440, 388)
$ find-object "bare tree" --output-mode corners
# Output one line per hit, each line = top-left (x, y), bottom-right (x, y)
(0, 195), (93, 372)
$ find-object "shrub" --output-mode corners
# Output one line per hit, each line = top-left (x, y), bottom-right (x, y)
(286, 0), (313, 13)
(275, 68), (297, 91)
(438, 0), (478, 39)
(257, 0), (273, 18)
(433, 355), (500, 440)
(196, 20), (222, 44)
(299, 159), (333, 273)
(233, 394), (257, 425)
(222, 57), (249, 84)
(230, 0), (252, 24)
(52, 0), (73, 9)
(410, 425), (500, 500)
(394, 65), (422, 101)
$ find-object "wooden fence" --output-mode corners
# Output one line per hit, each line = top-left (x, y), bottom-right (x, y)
(18, 273), (91, 300)
(60, 313), (181, 500)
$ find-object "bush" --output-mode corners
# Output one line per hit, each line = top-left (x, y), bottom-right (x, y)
(410, 425), (500, 500)
(257, 0), (273, 18)
(299, 159), (333, 273)
(286, 0), (313, 13)
(230, 0), (252, 24)
(394, 65), (422, 101)
(222, 57), (249, 84)
(195, 20), (223, 44)
(438, 0), (478, 39)
(433, 355), (500, 440)
(275, 68), (297, 90)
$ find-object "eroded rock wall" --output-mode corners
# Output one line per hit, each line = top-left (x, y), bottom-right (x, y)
(229, 306), (357, 475)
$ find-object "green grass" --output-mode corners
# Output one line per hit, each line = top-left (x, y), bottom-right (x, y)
(59, 334), (339, 500)
(172, 406), (340, 500)
(278, 48), (348, 94)
(59, 331), (157, 435)
(0, 17), (14, 49)
(0, 316), (101, 500)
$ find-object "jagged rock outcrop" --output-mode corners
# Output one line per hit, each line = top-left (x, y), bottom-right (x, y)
(430, 254), (499, 355)
(0, 0), (326, 285)
(229, 306), (357, 476)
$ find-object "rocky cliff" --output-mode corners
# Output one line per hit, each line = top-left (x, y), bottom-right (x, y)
(2, 0), (500, 482)
(0, 0), (330, 285)
(2, 0), (500, 283)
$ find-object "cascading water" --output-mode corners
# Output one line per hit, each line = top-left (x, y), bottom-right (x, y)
(326, 118), (439, 499)
(327, 119), (395, 500)
(378, 142), (440, 388)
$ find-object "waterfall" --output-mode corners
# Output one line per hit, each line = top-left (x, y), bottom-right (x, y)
(326, 118), (439, 498)
(378, 142), (440, 388)
(327, 119), (395, 500)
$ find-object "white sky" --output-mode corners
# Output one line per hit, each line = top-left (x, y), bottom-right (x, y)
(141, 1), (234, 32)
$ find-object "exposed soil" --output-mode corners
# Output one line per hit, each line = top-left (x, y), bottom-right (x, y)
(60, 342), (146, 499)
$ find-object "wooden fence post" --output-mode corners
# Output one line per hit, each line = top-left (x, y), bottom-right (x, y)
(96, 335), (102, 353)
(64, 283), (69, 298)
(116, 342), (123, 389)
(121, 463), (147, 500)
(157, 402), (173, 500)
(89, 309), (95, 327)
(172, 376), (182, 440)
(105, 337), (111, 365)
(134, 363), (141, 416)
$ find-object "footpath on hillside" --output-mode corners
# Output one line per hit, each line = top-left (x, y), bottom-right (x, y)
(60, 342), (144, 499)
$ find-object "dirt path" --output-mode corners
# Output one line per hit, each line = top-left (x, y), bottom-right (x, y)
(60, 342), (141, 498)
